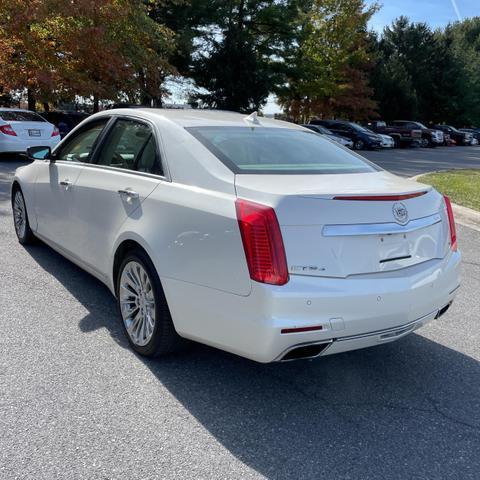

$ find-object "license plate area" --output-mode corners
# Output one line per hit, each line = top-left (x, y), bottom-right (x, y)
(28, 129), (41, 137)
(378, 232), (411, 265)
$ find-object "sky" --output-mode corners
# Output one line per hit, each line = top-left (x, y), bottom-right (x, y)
(366, 0), (479, 33)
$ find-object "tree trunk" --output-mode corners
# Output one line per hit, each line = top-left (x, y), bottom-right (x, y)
(42, 102), (50, 112)
(93, 94), (99, 113)
(27, 89), (36, 111)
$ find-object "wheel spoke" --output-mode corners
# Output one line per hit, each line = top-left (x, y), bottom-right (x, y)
(119, 261), (156, 347)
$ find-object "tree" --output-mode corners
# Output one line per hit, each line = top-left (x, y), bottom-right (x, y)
(184, 0), (297, 112)
(0, 0), (175, 110)
(442, 18), (480, 126)
(277, 0), (378, 123)
(371, 16), (467, 123)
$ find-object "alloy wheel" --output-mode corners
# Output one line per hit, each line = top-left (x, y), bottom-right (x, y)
(13, 191), (26, 239)
(119, 261), (156, 346)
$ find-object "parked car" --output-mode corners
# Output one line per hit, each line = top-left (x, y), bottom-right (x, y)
(12, 109), (461, 363)
(41, 111), (89, 138)
(364, 120), (423, 148)
(301, 124), (353, 148)
(0, 108), (60, 154)
(459, 128), (480, 144)
(389, 121), (444, 147)
(432, 125), (473, 146)
(378, 133), (395, 148)
(310, 119), (382, 150)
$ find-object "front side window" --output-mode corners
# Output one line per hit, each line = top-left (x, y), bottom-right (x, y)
(56, 120), (108, 162)
(187, 127), (380, 175)
(96, 119), (161, 175)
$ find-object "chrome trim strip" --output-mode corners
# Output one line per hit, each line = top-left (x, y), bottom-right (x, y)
(322, 213), (442, 237)
(53, 160), (169, 182)
(335, 309), (438, 342)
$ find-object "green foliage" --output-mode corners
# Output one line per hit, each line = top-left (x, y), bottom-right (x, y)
(372, 16), (480, 126)
(185, 0), (297, 112)
(277, 0), (378, 122)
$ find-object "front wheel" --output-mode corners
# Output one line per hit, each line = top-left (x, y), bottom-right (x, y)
(354, 139), (365, 150)
(12, 188), (35, 245)
(117, 249), (185, 357)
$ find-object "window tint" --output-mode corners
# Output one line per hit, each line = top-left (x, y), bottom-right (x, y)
(0, 111), (46, 122)
(96, 119), (161, 174)
(187, 127), (379, 175)
(56, 120), (108, 162)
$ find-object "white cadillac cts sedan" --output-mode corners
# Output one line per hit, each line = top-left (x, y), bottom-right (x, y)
(11, 109), (461, 362)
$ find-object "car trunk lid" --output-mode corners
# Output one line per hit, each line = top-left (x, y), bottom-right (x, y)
(8, 120), (53, 140)
(235, 171), (449, 278)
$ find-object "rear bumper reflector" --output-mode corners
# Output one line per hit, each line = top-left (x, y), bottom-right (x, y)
(281, 325), (323, 334)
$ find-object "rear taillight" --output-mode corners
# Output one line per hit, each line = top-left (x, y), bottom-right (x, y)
(0, 124), (17, 136)
(235, 199), (289, 286)
(443, 195), (457, 251)
(51, 126), (60, 137)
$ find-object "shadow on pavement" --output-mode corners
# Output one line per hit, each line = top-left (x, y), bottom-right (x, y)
(22, 239), (480, 480)
(2, 157), (479, 479)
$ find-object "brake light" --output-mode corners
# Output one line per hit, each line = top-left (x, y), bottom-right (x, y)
(51, 126), (60, 137)
(0, 124), (17, 136)
(333, 191), (427, 201)
(443, 195), (457, 251)
(235, 199), (289, 286)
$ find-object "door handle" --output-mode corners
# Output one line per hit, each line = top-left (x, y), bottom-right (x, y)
(118, 188), (139, 200)
(59, 179), (73, 189)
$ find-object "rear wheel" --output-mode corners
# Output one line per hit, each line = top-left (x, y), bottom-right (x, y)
(117, 249), (185, 357)
(12, 188), (35, 245)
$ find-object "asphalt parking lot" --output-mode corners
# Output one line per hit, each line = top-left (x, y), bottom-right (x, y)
(1, 153), (479, 480)
(361, 145), (480, 177)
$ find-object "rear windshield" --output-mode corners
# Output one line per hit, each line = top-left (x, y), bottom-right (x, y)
(187, 127), (379, 174)
(0, 111), (46, 122)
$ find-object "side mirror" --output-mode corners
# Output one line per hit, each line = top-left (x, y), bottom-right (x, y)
(27, 146), (53, 162)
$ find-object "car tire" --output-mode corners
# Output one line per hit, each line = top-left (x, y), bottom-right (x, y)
(116, 248), (186, 357)
(11, 187), (35, 245)
(354, 139), (365, 150)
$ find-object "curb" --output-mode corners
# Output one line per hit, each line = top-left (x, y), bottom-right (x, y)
(411, 172), (480, 232)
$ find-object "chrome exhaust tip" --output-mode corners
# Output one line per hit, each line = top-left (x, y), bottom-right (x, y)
(435, 301), (452, 319)
(279, 340), (333, 362)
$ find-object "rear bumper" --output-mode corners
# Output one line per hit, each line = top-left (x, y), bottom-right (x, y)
(0, 135), (60, 153)
(163, 250), (461, 363)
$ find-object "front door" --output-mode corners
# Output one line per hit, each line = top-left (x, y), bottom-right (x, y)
(34, 119), (110, 251)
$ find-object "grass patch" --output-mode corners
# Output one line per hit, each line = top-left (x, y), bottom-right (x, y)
(418, 169), (480, 211)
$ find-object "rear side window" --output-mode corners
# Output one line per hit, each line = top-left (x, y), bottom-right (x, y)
(187, 127), (379, 174)
(0, 111), (46, 122)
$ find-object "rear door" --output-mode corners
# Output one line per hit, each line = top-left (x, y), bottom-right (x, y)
(69, 116), (163, 277)
(34, 118), (110, 250)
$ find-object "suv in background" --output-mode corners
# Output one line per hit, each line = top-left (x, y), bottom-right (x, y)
(40, 111), (89, 138)
(432, 125), (473, 146)
(365, 120), (423, 148)
(302, 124), (354, 148)
(310, 120), (382, 150)
(390, 121), (443, 147)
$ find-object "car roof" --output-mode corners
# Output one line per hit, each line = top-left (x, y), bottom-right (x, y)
(94, 108), (304, 130)
(0, 108), (40, 113)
